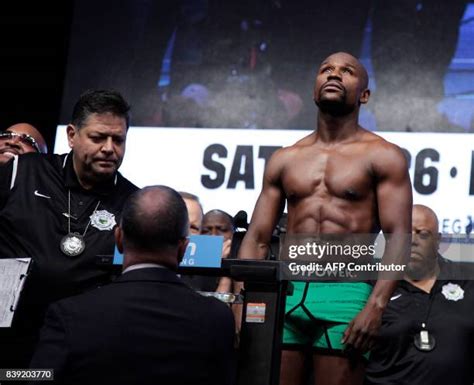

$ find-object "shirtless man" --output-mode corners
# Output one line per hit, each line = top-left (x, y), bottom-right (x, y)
(238, 52), (412, 385)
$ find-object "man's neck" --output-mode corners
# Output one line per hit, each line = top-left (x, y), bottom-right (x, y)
(316, 110), (360, 143)
(76, 176), (94, 190)
(122, 262), (167, 274)
(72, 158), (94, 190)
(72, 158), (115, 191)
(122, 250), (178, 272)
(406, 277), (437, 293)
(405, 262), (440, 293)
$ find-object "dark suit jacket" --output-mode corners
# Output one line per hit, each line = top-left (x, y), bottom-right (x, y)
(29, 267), (236, 385)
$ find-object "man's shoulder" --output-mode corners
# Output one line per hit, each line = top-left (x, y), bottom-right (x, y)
(170, 278), (234, 314)
(361, 132), (408, 173)
(361, 129), (401, 154)
(293, 131), (317, 147)
(47, 282), (128, 321)
(439, 257), (474, 282)
(270, 133), (315, 161)
(115, 173), (139, 193)
(53, 282), (113, 306)
(10, 153), (65, 184)
(190, 293), (235, 328)
(51, 276), (233, 323)
(163, 278), (234, 320)
(358, 129), (400, 152)
(17, 152), (65, 167)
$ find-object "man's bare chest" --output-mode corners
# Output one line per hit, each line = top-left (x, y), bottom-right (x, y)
(281, 151), (374, 201)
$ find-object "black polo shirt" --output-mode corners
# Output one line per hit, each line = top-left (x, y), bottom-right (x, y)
(0, 152), (137, 366)
(366, 261), (474, 385)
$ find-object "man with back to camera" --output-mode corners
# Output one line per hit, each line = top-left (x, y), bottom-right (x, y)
(366, 204), (474, 385)
(0, 89), (138, 367)
(0, 123), (48, 165)
(29, 185), (236, 385)
(238, 52), (412, 384)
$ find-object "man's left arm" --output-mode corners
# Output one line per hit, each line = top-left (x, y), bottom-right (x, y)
(212, 305), (237, 385)
(29, 303), (69, 384)
(343, 143), (412, 351)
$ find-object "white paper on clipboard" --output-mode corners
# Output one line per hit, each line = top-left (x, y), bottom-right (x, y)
(0, 258), (32, 327)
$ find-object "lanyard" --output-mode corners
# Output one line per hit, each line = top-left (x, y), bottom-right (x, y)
(414, 284), (437, 352)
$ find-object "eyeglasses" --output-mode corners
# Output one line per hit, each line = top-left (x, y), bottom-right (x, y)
(0, 131), (41, 153)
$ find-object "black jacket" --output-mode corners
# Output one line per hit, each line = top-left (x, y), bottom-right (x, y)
(30, 267), (236, 385)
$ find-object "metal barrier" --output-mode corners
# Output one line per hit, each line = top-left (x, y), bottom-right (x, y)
(178, 259), (288, 385)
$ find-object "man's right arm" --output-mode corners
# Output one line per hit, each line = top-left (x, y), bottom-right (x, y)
(0, 158), (14, 209)
(238, 149), (286, 260)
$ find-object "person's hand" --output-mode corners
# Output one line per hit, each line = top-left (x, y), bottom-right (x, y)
(221, 238), (232, 258)
(232, 302), (243, 345)
(216, 277), (232, 293)
(232, 281), (245, 336)
(341, 303), (383, 353)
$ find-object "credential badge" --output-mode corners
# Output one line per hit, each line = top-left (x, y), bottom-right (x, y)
(441, 282), (464, 301)
(60, 233), (86, 257)
(90, 210), (116, 231)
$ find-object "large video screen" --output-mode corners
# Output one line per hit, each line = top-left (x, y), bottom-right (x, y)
(60, 0), (474, 132)
(57, 0), (474, 231)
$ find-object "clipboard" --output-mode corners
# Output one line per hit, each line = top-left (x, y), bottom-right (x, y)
(0, 258), (32, 328)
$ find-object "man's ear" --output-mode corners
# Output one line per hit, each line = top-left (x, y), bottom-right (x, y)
(66, 125), (77, 149)
(359, 88), (371, 105)
(115, 226), (124, 254)
(177, 237), (190, 264)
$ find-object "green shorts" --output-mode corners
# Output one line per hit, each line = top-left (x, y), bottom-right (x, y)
(283, 281), (372, 353)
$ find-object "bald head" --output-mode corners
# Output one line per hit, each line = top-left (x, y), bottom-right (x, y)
(0, 123), (47, 164)
(407, 204), (440, 280)
(120, 185), (189, 258)
(201, 209), (234, 240)
(321, 52), (369, 89)
(8, 123), (47, 152)
(412, 204), (439, 235)
(314, 51), (370, 116)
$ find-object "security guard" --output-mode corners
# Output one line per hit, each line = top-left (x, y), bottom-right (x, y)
(0, 89), (138, 368)
(366, 205), (474, 385)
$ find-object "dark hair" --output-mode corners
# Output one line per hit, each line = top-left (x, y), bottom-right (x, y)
(72, 89), (131, 129)
(121, 186), (189, 252)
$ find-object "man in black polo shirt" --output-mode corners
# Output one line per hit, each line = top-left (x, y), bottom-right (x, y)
(366, 205), (474, 385)
(0, 89), (138, 367)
